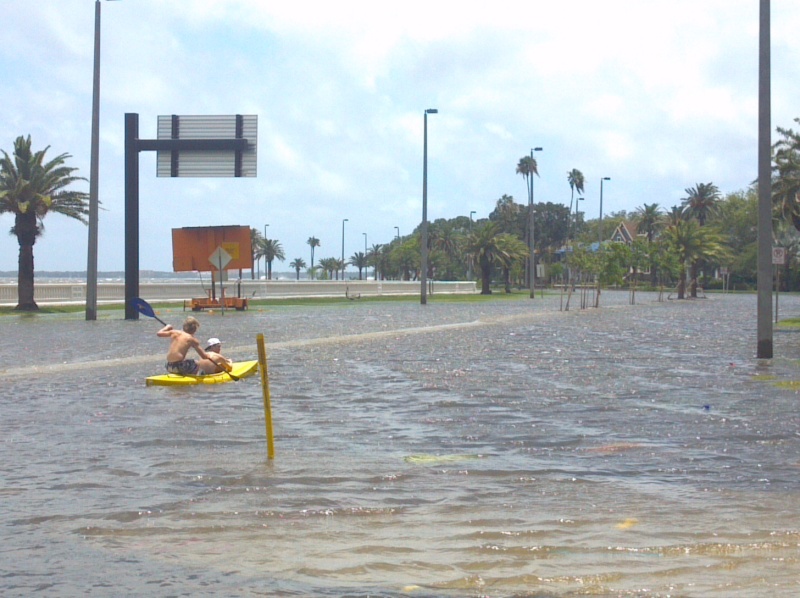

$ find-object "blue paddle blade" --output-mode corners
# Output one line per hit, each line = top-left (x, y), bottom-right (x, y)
(130, 297), (155, 318)
(130, 297), (166, 325)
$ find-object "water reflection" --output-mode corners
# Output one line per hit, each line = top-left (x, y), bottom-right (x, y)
(2, 292), (800, 596)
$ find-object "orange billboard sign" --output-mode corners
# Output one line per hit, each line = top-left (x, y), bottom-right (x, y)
(171, 225), (253, 272)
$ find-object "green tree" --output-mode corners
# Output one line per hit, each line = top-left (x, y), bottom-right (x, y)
(307, 236), (321, 279)
(663, 219), (728, 299)
(250, 227), (265, 279)
(262, 238), (285, 280)
(0, 135), (89, 311)
(681, 182), (720, 226)
(634, 203), (663, 242)
(350, 251), (368, 280)
(464, 222), (515, 294)
(773, 118), (800, 231)
(495, 233), (529, 293)
(289, 257), (306, 280)
(567, 168), (585, 231)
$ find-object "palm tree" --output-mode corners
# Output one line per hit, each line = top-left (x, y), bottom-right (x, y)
(262, 238), (285, 280)
(289, 257), (306, 280)
(250, 227), (265, 279)
(0, 135), (89, 311)
(317, 257), (337, 280)
(307, 236), (320, 279)
(681, 182), (720, 226)
(349, 251), (368, 280)
(495, 233), (529, 293)
(367, 243), (383, 280)
(663, 219), (728, 299)
(463, 222), (509, 294)
(516, 156), (539, 199)
(634, 203), (663, 242)
(567, 168), (585, 227)
(773, 119), (800, 231)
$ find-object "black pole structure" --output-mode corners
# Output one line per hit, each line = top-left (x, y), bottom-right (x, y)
(757, 0), (773, 358)
(123, 113), (250, 320)
(86, 0), (102, 321)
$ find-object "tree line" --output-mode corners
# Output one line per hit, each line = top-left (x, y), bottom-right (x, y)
(5, 123), (800, 310)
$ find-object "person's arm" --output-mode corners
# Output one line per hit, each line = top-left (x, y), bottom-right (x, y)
(156, 324), (174, 338)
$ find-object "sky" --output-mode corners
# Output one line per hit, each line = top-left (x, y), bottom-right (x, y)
(1, 0), (799, 274)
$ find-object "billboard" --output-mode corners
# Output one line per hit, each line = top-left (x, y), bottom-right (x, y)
(171, 225), (253, 272)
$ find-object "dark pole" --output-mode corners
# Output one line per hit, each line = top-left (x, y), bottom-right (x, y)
(124, 113), (140, 320)
(599, 177), (610, 247)
(263, 223), (269, 279)
(529, 147), (542, 299)
(757, 0), (773, 358)
(86, 0), (102, 321)
(394, 226), (400, 239)
(421, 108), (437, 304)
(341, 218), (348, 280)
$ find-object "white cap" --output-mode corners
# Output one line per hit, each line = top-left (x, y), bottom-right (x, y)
(205, 337), (221, 350)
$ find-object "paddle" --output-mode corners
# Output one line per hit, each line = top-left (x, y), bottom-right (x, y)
(131, 297), (239, 381)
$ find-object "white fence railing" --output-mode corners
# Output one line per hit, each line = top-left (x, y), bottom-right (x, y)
(0, 280), (477, 306)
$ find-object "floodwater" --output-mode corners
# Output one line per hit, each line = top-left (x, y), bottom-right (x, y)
(2, 291), (800, 597)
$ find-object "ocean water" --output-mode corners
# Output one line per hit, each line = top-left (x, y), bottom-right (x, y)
(2, 291), (800, 597)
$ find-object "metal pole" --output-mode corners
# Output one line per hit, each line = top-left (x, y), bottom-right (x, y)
(529, 148), (542, 299)
(421, 109), (437, 304)
(468, 211), (475, 281)
(599, 177), (610, 247)
(124, 113), (140, 320)
(86, 0), (102, 321)
(264, 224), (269, 280)
(341, 218), (348, 280)
(757, 0), (773, 358)
(394, 226), (400, 239)
(363, 232), (368, 280)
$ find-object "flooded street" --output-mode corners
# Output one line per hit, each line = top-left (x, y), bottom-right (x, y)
(2, 291), (800, 596)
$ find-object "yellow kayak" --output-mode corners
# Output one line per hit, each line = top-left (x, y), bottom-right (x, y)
(145, 360), (259, 387)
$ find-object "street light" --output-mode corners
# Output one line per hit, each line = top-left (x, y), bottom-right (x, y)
(363, 232), (368, 280)
(599, 177), (610, 246)
(528, 147), (543, 299)
(264, 224), (269, 278)
(467, 211), (476, 281)
(86, 0), (117, 320)
(394, 226), (400, 239)
(421, 108), (438, 305)
(341, 218), (348, 280)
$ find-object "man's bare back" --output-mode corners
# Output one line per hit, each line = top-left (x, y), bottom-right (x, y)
(158, 316), (213, 376)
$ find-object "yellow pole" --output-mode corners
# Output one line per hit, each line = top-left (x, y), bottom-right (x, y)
(257, 333), (275, 459)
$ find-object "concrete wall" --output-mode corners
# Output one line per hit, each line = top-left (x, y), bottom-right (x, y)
(0, 279), (477, 306)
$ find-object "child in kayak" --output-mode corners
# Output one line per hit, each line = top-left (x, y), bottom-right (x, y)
(199, 337), (233, 375)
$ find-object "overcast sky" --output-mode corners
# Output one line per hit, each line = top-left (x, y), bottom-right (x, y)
(1, 0), (799, 274)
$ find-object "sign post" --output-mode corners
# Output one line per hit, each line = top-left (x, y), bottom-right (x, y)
(123, 113), (257, 320)
(210, 246), (232, 316)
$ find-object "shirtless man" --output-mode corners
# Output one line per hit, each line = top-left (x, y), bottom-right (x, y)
(199, 337), (233, 375)
(158, 316), (218, 376)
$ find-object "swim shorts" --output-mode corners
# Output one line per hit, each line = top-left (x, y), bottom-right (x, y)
(166, 359), (202, 376)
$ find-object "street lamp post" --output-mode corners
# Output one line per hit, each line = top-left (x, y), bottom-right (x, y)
(264, 224), (269, 279)
(86, 0), (105, 320)
(421, 108), (438, 305)
(341, 218), (348, 281)
(394, 226), (400, 239)
(599, 177), (611, 246)
(528, 147), (542, 299)
(363, 232), (368, 280)
(468, 211), (476, 281)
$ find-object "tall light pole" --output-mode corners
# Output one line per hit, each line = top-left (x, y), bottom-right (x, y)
(86, 0), (105, 320)
(264, 224), (269, 278)
(598, 177), (610, 246)
(528, 147), (542, 299)
(757, 0), (773, 358)
(341, 218), (348, 280)
(420, 108), (437, 305)
(394, 226), (400, 239)
(363, 232), (368, 280)
(468, 211), (476, 281)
